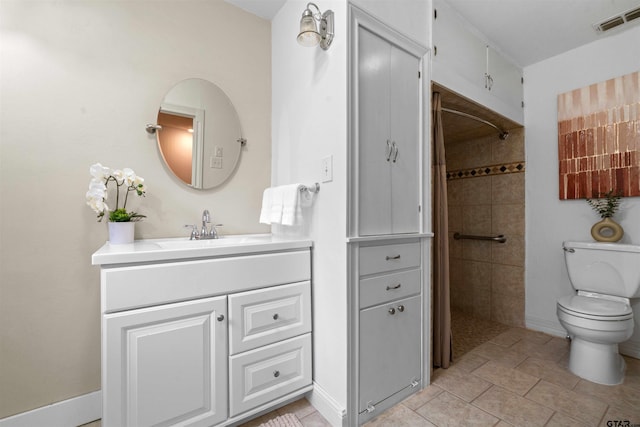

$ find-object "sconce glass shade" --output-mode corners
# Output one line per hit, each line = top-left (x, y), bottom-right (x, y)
(297, 11), (321, 47)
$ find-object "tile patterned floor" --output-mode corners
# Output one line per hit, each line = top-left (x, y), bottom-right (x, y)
(81, 321), (640, 427)
(242, 326), (640, 427)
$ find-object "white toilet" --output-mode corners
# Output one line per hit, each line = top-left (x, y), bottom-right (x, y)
(557, 241), (639, 385)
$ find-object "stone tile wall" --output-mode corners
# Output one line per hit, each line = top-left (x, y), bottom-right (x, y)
(446, 128), (525, 327)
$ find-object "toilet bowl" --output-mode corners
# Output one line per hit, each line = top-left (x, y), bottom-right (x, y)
(557, 241), (640, 385)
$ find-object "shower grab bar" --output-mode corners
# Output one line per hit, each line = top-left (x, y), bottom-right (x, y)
(453, 232), (507, 243)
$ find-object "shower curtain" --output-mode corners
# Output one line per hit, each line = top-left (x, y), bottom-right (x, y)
(432, 92), (452, 368)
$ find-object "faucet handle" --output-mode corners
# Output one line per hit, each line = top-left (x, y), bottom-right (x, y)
(210, 224), (223, 239)
(184, 224), (199, 240)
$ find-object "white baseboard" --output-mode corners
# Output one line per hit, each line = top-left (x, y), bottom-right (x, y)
(620, 340), (640, 359)
(525, 315), (567, 338)
(307, 382), (346, 427)
(0, 391), (101, 427)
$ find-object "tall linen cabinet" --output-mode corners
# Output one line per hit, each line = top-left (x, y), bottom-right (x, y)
(347, 6), (431, 426)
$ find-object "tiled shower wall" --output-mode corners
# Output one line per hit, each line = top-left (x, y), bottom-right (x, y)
(446, 127), (525, 327)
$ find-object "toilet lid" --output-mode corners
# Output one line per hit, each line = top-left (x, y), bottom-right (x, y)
(557, 295), (633, 320)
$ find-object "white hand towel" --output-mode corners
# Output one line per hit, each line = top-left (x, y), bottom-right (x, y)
(280, 184), (302, 226)
(259, 188), (272, 225)
(269, 186), (284, 224)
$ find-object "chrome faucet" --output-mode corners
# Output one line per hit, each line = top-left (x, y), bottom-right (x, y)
(185, 210), (222, 239)
(202, 210), (211, 237)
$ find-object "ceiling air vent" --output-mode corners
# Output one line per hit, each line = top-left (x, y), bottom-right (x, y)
(594, 5), (640, 33)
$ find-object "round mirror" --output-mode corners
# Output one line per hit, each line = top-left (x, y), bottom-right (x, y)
(155, 78), (244, 190)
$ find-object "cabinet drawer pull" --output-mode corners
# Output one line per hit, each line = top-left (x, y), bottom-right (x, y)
(397, 305), (405, 312)
(273, 370), (280, 378)
(388, 307), (396, 315)
(386, 283), (402, 291)
(273, 313), (279, 320)
(385, 255), (401, 260)
(217, 314), (225, 322)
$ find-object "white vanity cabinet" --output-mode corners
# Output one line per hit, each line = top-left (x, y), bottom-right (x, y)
(431, 0), (523, 124)
(93, 237), (312, 427)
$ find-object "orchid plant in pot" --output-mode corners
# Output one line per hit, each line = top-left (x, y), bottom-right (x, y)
(86, 163), (147, 244)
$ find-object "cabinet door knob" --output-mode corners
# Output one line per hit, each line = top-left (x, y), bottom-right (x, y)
(388, 307), (396, 315)
(217, 314), (225, 322)
(386, 254), (401, 260)
(386, 283), (401, 291)
(273, 370), (280, 378)
(397, 305), (405, 312)
(273, 313), (279, 320)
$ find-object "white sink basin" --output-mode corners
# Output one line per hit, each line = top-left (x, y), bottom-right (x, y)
(155, 234), (270, 249)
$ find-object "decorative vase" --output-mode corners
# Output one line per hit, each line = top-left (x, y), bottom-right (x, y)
(590, 217), (624, 243)
(108, 221), (135, 244)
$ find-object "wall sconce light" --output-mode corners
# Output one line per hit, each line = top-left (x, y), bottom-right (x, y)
(297, 2), (334, 50)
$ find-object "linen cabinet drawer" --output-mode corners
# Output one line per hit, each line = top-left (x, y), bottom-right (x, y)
(359, 242), (421, 276)
(360, 268), (421, 308)
(229, 334), (312, 417)
(228, 281), (311, 355)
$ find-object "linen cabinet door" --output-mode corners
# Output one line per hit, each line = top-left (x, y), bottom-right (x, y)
(358, 26), (392, 236)
(389, 44), (421, 234)
(358, 295), (421, 414)
(103, 296), (227, 427)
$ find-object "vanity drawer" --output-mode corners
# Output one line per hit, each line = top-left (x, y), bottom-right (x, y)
(359, 242), (421, 276)
(228, 281), (311, 355)
(360, 269), (421, 308)
(229, 334), (312, 417)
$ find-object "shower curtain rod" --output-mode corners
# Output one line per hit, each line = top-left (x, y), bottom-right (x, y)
(441, 107), (509, 140)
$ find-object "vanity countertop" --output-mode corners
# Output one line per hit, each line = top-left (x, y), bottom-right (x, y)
(92, 234), (312, 265)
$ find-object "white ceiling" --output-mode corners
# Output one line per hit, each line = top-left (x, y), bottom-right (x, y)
(225, 0), (640, 67)
(225, 0), (286, 20)
(444, 0), (640, 67)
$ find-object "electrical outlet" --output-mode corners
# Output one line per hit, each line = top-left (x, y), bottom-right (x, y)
(321, 155), (333, 182)
(214, 146), (223, 157)
(210, 157), (222, 169)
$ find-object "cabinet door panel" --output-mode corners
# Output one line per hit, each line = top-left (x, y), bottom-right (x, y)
(488, 46), (523, 112)
(104, 296), (227, 427)
(359, 295), (421, 411)
(432, 0), (486, 88)
(358, 26), (392, 236)
(389, 45), (421, 234)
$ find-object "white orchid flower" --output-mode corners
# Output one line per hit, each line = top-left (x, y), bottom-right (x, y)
(89, 163), (111, 181)
(111, 169), (124, 184)
(86, 197), (109, 214)
(122, 168), (137, 186)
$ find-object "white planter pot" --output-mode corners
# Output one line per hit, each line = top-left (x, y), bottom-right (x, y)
(108, 222), (135, 244)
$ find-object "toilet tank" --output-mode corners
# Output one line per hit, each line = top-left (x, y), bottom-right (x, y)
(563, 241), (640, 298)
